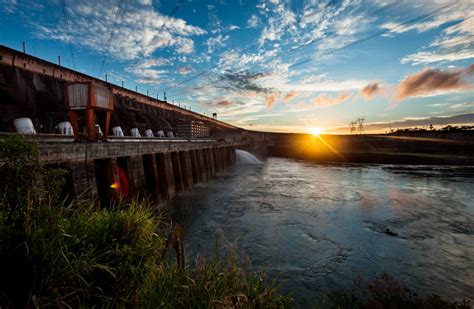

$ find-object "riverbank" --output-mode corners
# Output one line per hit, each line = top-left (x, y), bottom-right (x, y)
(264, 133), (474, 165)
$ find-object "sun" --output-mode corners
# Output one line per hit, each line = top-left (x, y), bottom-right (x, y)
(307, 127), (325, 136)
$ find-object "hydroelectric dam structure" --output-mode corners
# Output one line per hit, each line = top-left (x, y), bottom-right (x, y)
(0, 45), (265, 206)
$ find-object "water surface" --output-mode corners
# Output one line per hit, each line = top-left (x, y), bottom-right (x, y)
(172, 158), (474, 304)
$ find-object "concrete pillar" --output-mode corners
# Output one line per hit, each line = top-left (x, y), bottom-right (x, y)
(222, 147), (229, 168)
(108, 158), (122, 200)
(157, 152), (176, 199)
(230, 147), (236, 164)
(215, 147), (223, 172)
(212, 148), (219, 173)
(198, 148), (208, 180)
(225, 147), (231, 166)
(189, 150), (200, 183)
(142, 154), (159, 199)
(179, 151), (193, 190)
(70, 161), (97, 202)
(171, 151), (184, 193)
(207, 148), (216, 177)
(127, 155), (146, 196)
(93, 158), (120, 206)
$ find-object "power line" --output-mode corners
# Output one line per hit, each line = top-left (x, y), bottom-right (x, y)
(169, 0), (458, 100)
(98, 0), (125, 77)
(164, 0), (402, 97)
(60, 0), (76, 69)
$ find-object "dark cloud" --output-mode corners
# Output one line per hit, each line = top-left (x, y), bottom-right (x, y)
(218, 70), (272, 94)
(215, 100), (234, 107)
(395, 65), (473, 100)
(360, 83), (380, 99)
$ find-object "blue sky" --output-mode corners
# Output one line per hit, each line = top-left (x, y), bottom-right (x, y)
(0, 0), (473, 133)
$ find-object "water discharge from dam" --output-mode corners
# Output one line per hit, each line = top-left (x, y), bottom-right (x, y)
(235, 149), (263, 164)
(171, 158), (474, 305)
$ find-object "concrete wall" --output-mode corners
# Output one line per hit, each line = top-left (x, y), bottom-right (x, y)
(23, 137), (243, 205)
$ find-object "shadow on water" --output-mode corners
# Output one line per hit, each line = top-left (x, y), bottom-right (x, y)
(170, 158), (474, 305)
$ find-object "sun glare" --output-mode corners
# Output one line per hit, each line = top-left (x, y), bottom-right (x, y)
(307, 127), (325, 136)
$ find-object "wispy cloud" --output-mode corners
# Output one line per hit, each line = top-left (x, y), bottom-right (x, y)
(397, 3), (474, 65)
(313, 91), (351, 107)
(265, 93), (278, 108)
(283, 91), (300, 102)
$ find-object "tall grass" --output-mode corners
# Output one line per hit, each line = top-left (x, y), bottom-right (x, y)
(0, 135), (291, 308)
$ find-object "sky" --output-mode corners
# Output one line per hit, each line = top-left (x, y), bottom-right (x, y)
(0, 0), (473, 133)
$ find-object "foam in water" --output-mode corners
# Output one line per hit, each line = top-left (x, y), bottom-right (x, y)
(235, 149), (262, 164)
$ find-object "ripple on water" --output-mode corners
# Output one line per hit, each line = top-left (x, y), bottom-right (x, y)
(176, 158), (474, 304)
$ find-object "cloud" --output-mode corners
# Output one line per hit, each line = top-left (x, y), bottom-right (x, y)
(313, 91), (351, 107)
(205, 34), (229, 53)
(0, 0), (17, 13)
(398, 4), (474, 65)
(218, 70), (272, 94)
(402, 51), (474, 65)
(360, 83), (381, 99)
(31, 0), (205, 60)
(214, 100), (235, 107)
(380, 3), (467, 34)
(283, 91), (299, 102)
(265, 93), (278, 108)
(247, 14), (260, 28)
(395, 65), (474, 100)
(178, 66), (193, 75)
(257, 0), (297, 45)
(128, 58), (170, 84)
(450, 102), (474, 110)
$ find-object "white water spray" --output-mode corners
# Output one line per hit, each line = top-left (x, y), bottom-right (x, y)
(235, 149), (262, 164)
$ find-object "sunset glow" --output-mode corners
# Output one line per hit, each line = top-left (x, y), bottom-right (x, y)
(307, 127), (325, 136)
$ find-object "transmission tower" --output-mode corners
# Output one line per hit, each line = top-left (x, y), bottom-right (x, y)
(356, 117), (365, 135)
(349, 121), (356, 134)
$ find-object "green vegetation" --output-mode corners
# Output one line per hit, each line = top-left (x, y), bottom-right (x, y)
(0, 135), (471, 308)
(0, 135), (290, 308)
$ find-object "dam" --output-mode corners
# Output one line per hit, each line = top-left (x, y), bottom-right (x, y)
(0, 44), (260, 205)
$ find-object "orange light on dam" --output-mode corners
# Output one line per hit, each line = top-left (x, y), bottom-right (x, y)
(110, 182), (120, 189)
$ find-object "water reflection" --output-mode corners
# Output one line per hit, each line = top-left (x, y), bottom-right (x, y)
(171, 158), (474, 305)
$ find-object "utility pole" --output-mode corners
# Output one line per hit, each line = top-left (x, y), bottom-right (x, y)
(58, 56), (61, 66)
(22, 41), (26, 53)
(105, 74), (108, 82)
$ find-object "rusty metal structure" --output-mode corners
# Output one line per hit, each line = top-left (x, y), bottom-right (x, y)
(0, 44), (239, 138)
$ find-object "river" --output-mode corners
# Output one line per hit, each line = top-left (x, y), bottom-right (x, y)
(171, 157), (474, 304)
